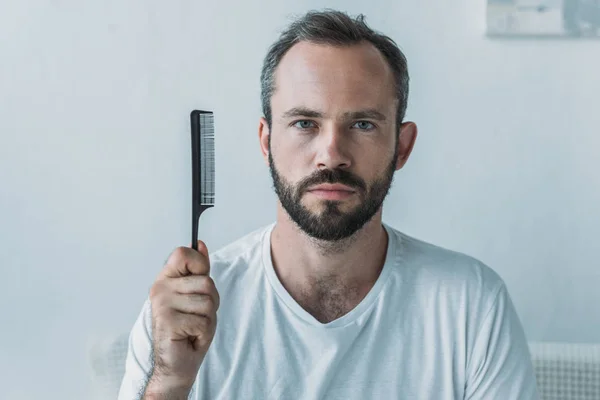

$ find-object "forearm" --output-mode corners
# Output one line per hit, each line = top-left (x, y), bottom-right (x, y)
(141, 374), (193, 400)
(143, 393), (189, 400)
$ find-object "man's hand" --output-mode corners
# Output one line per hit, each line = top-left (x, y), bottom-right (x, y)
(145, 240), (220, 397)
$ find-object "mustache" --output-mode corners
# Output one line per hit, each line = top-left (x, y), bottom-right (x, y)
(297, 169), (366, 194)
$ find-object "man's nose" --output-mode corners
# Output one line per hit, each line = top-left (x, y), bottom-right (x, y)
(315, 125), (352, 170)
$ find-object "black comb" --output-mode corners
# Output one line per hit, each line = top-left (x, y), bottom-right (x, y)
(190, 110), (215, 251)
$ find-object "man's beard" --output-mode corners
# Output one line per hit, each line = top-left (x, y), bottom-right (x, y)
(268, 136), (399, 242)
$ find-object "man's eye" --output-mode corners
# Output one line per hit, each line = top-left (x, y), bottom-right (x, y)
(293, 120), (316, 129)
(353, 121), (375, 130)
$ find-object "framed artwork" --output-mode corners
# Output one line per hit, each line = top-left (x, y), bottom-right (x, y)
(487, 0), (600, 37)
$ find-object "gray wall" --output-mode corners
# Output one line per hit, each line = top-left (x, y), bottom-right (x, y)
(1, 0), (598, 398)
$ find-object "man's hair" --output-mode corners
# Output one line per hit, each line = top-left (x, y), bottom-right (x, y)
(260, 9), (410, 131)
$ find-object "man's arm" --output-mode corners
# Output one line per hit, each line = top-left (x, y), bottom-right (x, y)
(117, 299), (154, 400)
(117, 298), (196, 400)
(119, 242), (219, 400)
(464, 283), (540, 399)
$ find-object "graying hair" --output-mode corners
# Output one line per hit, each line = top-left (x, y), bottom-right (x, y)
(260, 9), (409, 131)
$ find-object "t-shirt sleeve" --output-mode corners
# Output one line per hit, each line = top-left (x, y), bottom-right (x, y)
(464, 283), (540, 399)
(117, 299), (154, 400)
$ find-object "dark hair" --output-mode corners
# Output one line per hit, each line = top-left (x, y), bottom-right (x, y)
(260, 9), (409, 131)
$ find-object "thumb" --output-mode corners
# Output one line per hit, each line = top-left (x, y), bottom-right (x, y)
(194, 240), (209, 258)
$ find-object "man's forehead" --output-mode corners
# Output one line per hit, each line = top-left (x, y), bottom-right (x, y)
(272, 41), (396, 111)
(276, 41), (391, 82)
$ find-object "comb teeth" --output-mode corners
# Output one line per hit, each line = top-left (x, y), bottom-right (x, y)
(199, 113), (215, 205)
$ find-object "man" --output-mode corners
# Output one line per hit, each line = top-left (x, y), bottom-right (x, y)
(119, 9), (539, 400)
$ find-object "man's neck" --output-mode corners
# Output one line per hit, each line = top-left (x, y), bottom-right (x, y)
(270, 205), (389, 322)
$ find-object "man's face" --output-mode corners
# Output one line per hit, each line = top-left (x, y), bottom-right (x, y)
(268, 134), (398, 242)
(262, 41), (412, 241)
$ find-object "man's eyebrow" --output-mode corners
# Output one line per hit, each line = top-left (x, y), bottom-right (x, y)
(281, 107), (387, 121)
(342, 109), (387, 121)
(281, 107), (324, 119)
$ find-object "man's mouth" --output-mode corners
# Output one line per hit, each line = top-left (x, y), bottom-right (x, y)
(306, 183), (356, 200)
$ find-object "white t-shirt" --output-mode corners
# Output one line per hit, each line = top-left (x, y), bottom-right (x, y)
(118, 223), (539, 399)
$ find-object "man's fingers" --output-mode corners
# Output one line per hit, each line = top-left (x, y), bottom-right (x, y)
(172, 276), (220, 310)
(171, 293), (216, 317)
(172, 312), (216, 346)
(161, 243), (210, 278)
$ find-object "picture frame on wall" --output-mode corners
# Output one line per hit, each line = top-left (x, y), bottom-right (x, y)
(487, 0), (600, 37)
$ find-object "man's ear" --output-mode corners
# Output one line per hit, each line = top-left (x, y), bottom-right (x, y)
(258, 117), (270, 166)
(395, 122), (418, 171)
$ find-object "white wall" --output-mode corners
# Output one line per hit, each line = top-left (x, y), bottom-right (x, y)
(1, 0), (599, 398)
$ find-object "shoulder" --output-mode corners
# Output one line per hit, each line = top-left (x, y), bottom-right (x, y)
(210, 224), (271, 261)
(386, 224), (506, 308)
(207, 223), (273, 283)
